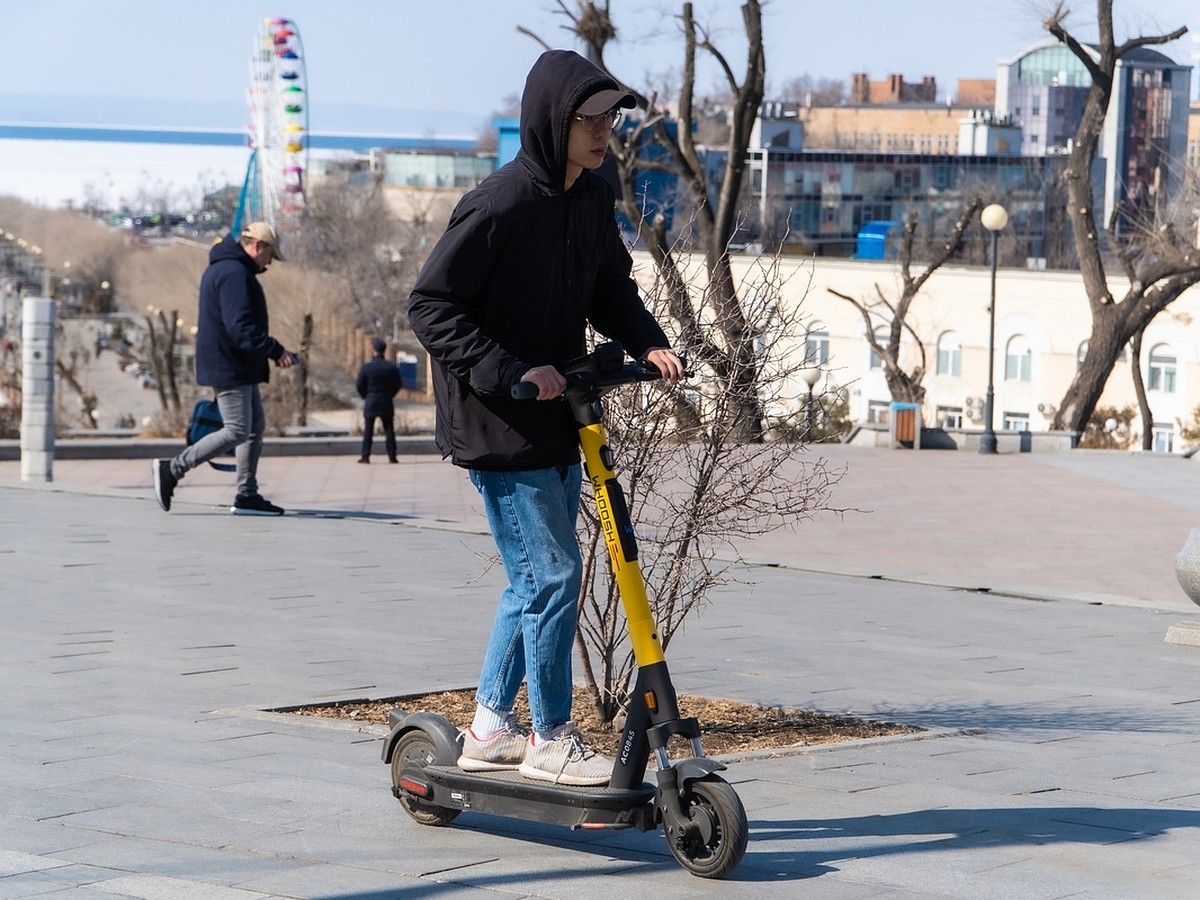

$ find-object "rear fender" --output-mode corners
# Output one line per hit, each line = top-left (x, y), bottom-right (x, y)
(381, 710), (461, 765)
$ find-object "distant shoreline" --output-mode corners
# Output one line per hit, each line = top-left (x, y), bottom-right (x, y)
(0, 123), (475, 153)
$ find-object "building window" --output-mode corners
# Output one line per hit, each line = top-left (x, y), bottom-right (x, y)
(1005, 335), (1032, 382)
(936, 332), (962, 377)
(868, 326), (888, 370)
(1148, 344), (1176, 392)
(805, 323), (830, 366)
(1003, 412), (1031, 431)
(937, 406), (963, 428)
(867, 400), (890, 424)
(1153, 422), (1176, 453)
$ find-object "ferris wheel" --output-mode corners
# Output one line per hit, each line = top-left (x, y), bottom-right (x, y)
(234, 17), (308, 236)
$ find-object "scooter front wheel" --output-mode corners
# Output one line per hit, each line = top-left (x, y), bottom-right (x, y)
(391, 729), (460, 827)
(665, 774), (748, 878)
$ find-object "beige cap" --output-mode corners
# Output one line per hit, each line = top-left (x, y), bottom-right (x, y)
(241, 221), (285, 261)
(577, 87), (635, 116)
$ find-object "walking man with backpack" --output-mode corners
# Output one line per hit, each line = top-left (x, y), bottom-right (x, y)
(153, 222), (298, 515)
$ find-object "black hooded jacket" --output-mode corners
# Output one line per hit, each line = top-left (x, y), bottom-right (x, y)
(407, 50), (669, 470)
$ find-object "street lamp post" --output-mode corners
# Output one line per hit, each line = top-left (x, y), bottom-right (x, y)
(800, 366), (821, 437)
(979, 203), (1008, 454)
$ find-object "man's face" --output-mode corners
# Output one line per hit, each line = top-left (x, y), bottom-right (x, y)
(248, 240), (276, 269)
(566, 109), (616, 178)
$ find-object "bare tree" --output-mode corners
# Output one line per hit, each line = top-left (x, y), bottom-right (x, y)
(827, 200), (982, 412)
(544, 1), (767, 442)
(575, 244), (844, 725)
(297, 175), (405, 335)
(778, 74), (846, 107)
(54, 343), (98, 430)
(474, 92), (522, 152)
(1045, 0), (1200, 436)
(143, 307), (182, 413)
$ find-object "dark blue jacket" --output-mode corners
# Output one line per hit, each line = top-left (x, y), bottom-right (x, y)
(356, 354), (403, 417)
(195, 235), (285, 387)
(408, 50), (668, 470)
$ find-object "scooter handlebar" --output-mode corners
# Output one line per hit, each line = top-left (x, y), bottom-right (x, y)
(510, 356), (686, 401)
(510, 381), (543, 401)
(509, 371), (602, 401)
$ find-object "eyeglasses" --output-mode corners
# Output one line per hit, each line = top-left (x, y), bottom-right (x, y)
(572, 108), (623, 132)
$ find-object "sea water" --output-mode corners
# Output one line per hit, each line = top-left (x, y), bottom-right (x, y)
(0, 125), (473, 209)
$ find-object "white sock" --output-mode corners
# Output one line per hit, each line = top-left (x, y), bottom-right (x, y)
(533, 722), (566, 745)
(471, 705), (507, 739)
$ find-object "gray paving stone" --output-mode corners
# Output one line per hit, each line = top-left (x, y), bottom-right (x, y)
(3, 448), (1200, 896)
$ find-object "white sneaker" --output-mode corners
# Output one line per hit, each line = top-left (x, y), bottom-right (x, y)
(458, 716), (530, 772)
(518, 722), (612, 786)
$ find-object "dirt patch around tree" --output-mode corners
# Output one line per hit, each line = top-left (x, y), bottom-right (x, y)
(289, 686), (919, 757)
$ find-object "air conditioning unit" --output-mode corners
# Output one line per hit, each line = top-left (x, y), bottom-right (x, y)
(1037, 402), (1056, 415)
(965, 407), (980, 421)
(965, 396), (976, 408)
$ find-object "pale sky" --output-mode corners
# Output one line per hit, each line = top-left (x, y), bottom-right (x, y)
(3, 0), (1198, 133)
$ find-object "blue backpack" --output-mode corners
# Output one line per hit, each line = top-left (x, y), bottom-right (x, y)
(186, 398), (237, 472)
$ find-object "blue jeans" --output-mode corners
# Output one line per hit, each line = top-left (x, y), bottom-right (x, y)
(173, 384), (265, 498)
(468, 465), (583, 735)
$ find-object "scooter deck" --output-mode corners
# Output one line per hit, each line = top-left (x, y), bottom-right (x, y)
(412, 765), (657, 829)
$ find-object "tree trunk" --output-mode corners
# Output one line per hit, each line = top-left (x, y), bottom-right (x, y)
(1045, 1), (1198, 435)
(1129, 330), (1153, 451)
(297, 313), (313, 427)
(591, 1), (767, 442)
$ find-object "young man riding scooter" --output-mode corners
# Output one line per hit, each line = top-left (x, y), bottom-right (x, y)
(408, 49), (684, 786)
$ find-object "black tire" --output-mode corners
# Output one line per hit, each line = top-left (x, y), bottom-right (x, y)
(391, 730), (460, 827)
(664, 774), (748, 878)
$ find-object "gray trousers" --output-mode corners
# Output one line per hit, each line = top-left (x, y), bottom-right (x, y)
(173, 384), (265, 498)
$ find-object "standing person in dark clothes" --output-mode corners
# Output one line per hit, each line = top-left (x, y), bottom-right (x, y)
(152, 221), (298, 516)
(356, 337), (403, 464)
(408, 49), (684, 786)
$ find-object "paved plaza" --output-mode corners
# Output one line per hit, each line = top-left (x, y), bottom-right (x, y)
(2, 441), (1200, 898)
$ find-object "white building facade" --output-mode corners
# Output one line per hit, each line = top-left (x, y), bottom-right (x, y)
(631, 252), (1200, 453)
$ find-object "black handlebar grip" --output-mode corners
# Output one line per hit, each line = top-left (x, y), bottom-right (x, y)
(511, 382), (540, 400)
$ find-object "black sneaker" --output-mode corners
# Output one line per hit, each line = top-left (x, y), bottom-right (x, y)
(231, 494), (285, 516)
(153, 459), (177, 512)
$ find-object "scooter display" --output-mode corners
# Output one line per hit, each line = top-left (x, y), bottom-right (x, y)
(382, 342), (748, 878)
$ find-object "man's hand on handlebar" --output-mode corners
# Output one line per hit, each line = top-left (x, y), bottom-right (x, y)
(519, 364), (568, 400)
(643, 347), (685, 385)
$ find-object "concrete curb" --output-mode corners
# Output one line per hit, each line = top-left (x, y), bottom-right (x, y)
(0, 433), (439, 460)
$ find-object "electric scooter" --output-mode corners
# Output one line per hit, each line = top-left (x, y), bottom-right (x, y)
(382, 342), (748, 879)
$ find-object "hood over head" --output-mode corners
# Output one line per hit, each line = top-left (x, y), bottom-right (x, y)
(518, 49), (635, 189)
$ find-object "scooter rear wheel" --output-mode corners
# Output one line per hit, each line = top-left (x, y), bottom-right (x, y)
(391, 730), (460, 826)
(665, 774), (748, 878)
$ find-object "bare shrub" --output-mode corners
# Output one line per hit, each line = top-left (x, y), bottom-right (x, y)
(576, 242), (845, 726)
